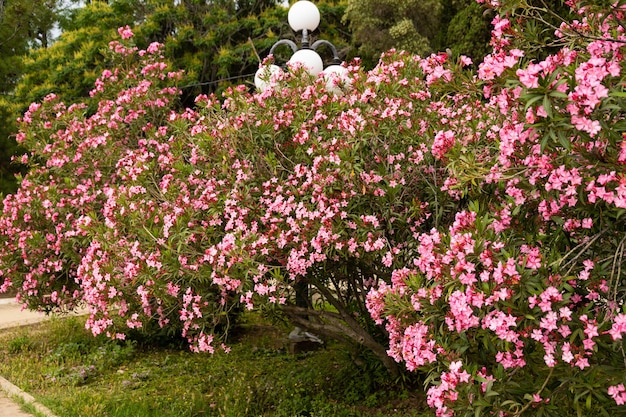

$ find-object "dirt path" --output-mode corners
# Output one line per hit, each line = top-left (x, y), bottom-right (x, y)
(0, 299), (48, 330)
(0, 392), (32, 417)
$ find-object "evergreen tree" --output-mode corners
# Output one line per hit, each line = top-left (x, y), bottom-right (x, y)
(137, 0), (348, 103)
(437, 0), (492, 62)
(343, 0), (441, 67)
(10, 0), (350, 109)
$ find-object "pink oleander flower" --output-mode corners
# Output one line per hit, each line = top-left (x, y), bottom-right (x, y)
(608, 384), (626, 405)
(118, 25), (134, 40)
(401, 322), (439, 371)
(608, 314), (626, 340)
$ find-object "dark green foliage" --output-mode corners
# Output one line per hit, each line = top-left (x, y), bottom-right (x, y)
(342, 0), (494, 68)
(138, 0), (349, 102)
(343, 0), (441, 67)
(440, 0), (492, 62)
(8, 0), (350, 112)
(0, 0), (62, 194)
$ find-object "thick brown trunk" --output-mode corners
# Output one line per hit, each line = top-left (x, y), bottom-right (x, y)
(281, 304), (400, 378)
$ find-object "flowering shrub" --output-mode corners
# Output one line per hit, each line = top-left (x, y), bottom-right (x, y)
(0, 1), (625, 415)
(1, 26), (453, 366)
(0, 31), (190, 326)
(365, 1), (626, 416)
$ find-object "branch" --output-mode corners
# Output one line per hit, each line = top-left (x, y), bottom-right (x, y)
(282, 305), (364, 344)
(549, 229), (608, 274)
(0, 25), (21, 49)
(610, 234), (626, 308)
(281, 301), (400, 377)
(531, 1), (626, 45)
(513, 367), (554, 417)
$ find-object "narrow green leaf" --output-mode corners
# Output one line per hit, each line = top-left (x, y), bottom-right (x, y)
(542, 94), (552, 118)
(523, 94), (544, 111)
(485, 390), (500, 397)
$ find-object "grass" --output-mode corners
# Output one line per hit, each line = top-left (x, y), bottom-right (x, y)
(0, 312), (432, 417)
(10, 395), (50, 417)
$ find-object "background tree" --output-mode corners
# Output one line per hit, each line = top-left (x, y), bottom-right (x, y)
(12, 0), (350, 108)
(342, 0), (495, 67)
(435, 0), (492, 62)
(342, 0), (441, 66)
(439, 0), (575, 63)
(0, 0), (79, 195)
(137, 0), (349, 104)
(13, 1), (136, 112)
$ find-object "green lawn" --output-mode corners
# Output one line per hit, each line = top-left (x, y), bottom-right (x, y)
(0, 313), (430, 417)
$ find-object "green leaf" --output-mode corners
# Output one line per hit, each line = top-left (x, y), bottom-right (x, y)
(523, 94), (544, 111)
(558, 130), (572, 150)
(551, 215), (564, 225)
(540, 133), (550, 152)
(549, 90), (568, 99)
(485, 390), (500, 397)
(542, 95), (552, 118)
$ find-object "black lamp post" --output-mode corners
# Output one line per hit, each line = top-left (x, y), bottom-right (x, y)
(254, 0), (347, 91)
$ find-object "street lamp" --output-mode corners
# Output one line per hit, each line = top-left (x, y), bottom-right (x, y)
(254, 0), (348, 92)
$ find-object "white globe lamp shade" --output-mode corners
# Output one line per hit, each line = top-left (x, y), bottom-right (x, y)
(323, 65), (349, 94)
(288, 49), (324, 76)
(288, 1), (320, 32)
(254, 64), (283, 91)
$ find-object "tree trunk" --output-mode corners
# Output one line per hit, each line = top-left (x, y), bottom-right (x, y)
(281, 303), (400, 378)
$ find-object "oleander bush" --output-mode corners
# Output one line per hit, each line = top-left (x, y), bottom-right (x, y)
(0, 1), (625, 415)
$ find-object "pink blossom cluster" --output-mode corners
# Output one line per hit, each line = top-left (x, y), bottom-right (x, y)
(609, 384), (626, 405)
(426, 361), (472, 417)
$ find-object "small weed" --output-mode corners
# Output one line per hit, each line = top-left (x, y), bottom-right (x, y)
(44, 339), (137, 386)
(7, 334), (34, 354)
(47, 341), (88, 363)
